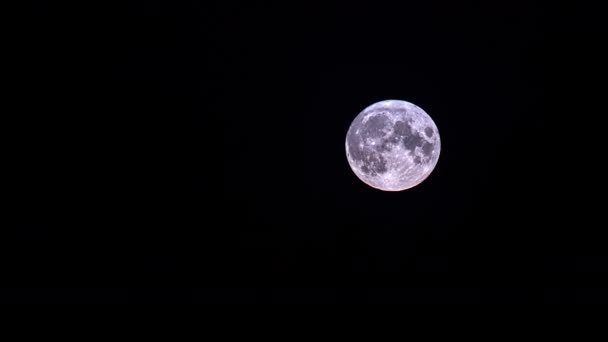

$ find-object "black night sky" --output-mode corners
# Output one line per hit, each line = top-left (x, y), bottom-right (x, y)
(5, 1), (607, 302)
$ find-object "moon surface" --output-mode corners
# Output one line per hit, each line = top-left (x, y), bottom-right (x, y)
(345, 100), (441, 191)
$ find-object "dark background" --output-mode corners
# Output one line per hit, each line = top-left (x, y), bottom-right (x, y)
(4, 1), (606, 302)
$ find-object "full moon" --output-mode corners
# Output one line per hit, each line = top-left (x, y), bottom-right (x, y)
(345, 100), (441, 191)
